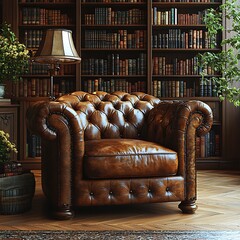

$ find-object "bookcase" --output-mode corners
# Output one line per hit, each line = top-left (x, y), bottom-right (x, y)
(4, 0), (229, 169)
(6, 0), (79, 169)
(80, 0), (148, 93)
(79, 0), (223, 169)
(16, 0), (77, 99)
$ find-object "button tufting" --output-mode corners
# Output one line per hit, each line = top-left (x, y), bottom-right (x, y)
(148, 189), (151, 193)
(166, 187), (170, 192)
(109, 191), (113, 195)
(129, 190), (133, 194)
(90, 192), (94, 196)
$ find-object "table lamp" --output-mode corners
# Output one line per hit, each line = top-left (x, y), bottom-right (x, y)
(33, 29), (81, 99)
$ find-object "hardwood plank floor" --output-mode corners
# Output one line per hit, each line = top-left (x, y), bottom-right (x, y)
(0, 170), (240, 231)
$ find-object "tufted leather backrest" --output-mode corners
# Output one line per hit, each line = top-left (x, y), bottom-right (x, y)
(56, 91), (161, 140)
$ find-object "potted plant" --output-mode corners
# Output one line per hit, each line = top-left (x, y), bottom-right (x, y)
(0, 23), (29, 98)
(0, 130), (18, 162)
(198, 0), (240, 106)
(0, 130), (35, 215)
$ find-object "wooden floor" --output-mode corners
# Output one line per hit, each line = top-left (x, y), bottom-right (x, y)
(0, 170), (240, 231)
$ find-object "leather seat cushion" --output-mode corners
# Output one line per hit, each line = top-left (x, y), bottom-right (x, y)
(84, 139), (178, 179)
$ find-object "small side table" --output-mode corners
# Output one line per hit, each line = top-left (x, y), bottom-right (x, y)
(0, 172), (35, 215)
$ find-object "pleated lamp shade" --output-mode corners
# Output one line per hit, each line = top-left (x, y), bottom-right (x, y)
(34, 29), (81, 64)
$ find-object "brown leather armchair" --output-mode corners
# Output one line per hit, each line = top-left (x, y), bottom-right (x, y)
(26, 91), (213, 219)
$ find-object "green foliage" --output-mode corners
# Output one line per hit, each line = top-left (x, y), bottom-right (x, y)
(0, 23), (29, 83)
(198, 0), (240, 106)
(0, 130), (18, 163)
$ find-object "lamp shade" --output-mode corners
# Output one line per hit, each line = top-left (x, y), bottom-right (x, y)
(34, 29), (81, 64)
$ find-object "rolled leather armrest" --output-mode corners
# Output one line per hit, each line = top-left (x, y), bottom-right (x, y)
(26, 101), (83, 142)
(147, 100), (213, 151)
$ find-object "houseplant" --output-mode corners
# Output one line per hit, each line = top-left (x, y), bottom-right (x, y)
(198, 0), (240, 106)
(0, 23), (29, 97)
(0, 130), (18, 164)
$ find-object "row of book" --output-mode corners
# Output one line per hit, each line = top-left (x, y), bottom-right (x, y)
(152, 56), (216, 76)
(27, 133), (41, 158)
(22, 7), (74, 25)
(153, 0), (220, 2)
(152, 30), (217, 49)
(12, 78), (216, 98)
(153, 80), (195, 97)
(199, 78), (217, 97)
(84, 8), (145, 25)
(152, 8), (177, 25)
(26, 62), (75, 75)
(196, 130), (220, 158)
(20, 0), (75, 2)
(83, 78), (146, 93)
(177, 13), (206, 25)
(82, 53), (146, 75)
(81, 0), (218, 2)
(152, 7), (207, 25)
(84, 30), (146, 49)
(23, 29), (43, 48)
(152, 79), (217, 98)
(12, 78), (75, 98)
(82, 0), (145, 2)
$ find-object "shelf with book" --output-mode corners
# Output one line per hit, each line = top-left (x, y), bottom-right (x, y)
(151, 0), (224, 168)
(11, 0), (78, 169)
(80, 0), (148, 93)
(151, 2), (221, 6)
(152, 49), (220, 52)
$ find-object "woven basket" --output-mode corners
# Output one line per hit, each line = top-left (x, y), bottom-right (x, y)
(0, 172), (35, 215)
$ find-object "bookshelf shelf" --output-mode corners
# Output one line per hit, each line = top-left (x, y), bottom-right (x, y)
(152, 48), (221, 52)
(160, 97), (221, 101)
(19, 24), (75, 28)
(81, 2), (146, 6)
(152, 75), (221, 78)
(152, 25), (207, 28)
(13, 96), (49, 102)
(22, 75), (76, 78)
(82, 25), (147, 28)
(19, 2), (75, 6)
(152, 3), (222, 7)
(81, 48), (147, 51)
(81, 75), (146, 78)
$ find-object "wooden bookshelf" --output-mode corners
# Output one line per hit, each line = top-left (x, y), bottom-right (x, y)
(80, 0), (148, 93)
(150, 0), (223, 169)
(3, 0), (235, 170)
(1, 0), (78, 169)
